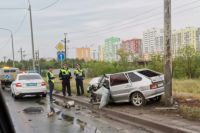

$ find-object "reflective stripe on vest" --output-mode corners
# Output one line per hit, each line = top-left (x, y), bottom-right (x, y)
(60, 69), (70, 75)
(74, 69), (83, 76)
(47, 71), (55, 83)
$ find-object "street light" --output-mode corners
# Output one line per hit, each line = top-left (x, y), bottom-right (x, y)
(0, 28), (15, 67)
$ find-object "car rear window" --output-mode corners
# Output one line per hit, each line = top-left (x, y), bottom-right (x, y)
(4, 70), (9, 73)
(110, 73), (128, 86)
(126, 72), (142, 82)
(137, 70), (160, 77)
(18, 75), (42, 80)
(4, 69), (16, 73)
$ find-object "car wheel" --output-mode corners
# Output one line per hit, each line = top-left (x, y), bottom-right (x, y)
(13, 93), (20, 99)
(131, 92), (146, 107)
(151, 95), (162, 102)
(42, 94), (47, 97)
(13, 94), (18, 99)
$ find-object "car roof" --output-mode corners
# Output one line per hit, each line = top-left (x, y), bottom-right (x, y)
(104, 68), (149, 75)
(17, 73), (40, 76)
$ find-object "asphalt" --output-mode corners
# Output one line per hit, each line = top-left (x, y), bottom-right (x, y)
(2, 88), (154, 133)
(53, 92), (200, 133)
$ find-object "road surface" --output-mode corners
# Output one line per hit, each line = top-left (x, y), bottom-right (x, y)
(3, 88), (154, 133)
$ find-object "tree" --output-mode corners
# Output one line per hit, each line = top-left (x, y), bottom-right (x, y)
(176, 45), (198, 78)
(117, 48), (130, 70)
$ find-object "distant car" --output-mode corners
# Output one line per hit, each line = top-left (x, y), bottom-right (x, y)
(0, 67), (20, 90)
(87, 69), (165, 107)
(11, 73), (47, 99)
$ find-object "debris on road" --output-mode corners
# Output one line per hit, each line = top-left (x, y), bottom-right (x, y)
(75, 105), (81, 111)
(47, 112), (54, 117)
(67, 100), (75, 107)
(23, 107), (44, 114)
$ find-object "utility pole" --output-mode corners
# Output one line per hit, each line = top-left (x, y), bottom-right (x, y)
(64, 33), (70, 60)
(3, 56), (6, 63)
(35, 50), (40, 73)
(64, 33), (67, 60)
(28, 1), (36, 71)
(18, 48), (25, 61)
(11, 33), (15, 67)
(164, 0), (173, 106)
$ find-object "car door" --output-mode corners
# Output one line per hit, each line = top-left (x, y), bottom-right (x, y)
(109, 73), (131, 102)
(125, 72), (143, 92)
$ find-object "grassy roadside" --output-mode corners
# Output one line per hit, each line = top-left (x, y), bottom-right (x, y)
(53, 78), (91, 97)
(173, 79), (200, 120)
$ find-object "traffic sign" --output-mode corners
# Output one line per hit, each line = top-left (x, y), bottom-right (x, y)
(4, 75), (11, 79)
(57, 52), (65, 62)
(56, 42), (64, 51)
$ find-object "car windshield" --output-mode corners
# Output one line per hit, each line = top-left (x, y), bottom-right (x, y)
(18, 75), (42, 80)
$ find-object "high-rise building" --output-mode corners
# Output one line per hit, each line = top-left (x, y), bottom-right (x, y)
(142, 28), (164, 59)
(172, 27), (199, 55)
(196, 28), (200, 52)
(121, 38), (142, 61)
(121, 39), (142, 55)
(104, 37), (120, 62)
(76, 48), (91, 61)
(98, 45), (104, 61)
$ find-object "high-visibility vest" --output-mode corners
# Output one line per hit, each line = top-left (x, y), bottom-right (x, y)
(47, 71), (55, 83)
(60, 69), (70, 75)
(74, 69), (83, 77)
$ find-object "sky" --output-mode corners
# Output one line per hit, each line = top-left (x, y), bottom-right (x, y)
(0, 0), (200, 61)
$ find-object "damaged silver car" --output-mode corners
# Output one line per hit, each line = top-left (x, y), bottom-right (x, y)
(87, 69), (165, 107)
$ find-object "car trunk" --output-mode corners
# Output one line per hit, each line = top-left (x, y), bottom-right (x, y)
(20, 80), (43, 88)
(137, 69), (164, 83)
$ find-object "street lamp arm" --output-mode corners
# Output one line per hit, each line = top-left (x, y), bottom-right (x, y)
(0, 27), (15, 67)
(0, 28), (12, 34)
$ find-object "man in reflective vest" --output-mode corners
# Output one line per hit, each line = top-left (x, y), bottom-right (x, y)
(59, 64), (72, 96)
(47, 67), (55, 102)
(74, 64), (85, 96)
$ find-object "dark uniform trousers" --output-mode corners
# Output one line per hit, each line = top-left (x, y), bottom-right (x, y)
(76, 79), (84, 96)
(48, 81), (54, 100)
(62, 79), (71, 96)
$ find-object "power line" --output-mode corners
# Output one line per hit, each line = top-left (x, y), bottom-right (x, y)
(14, 12), (28, 34)
(0, 12), (28, 53)
(34, 0), (60, 11)
(84, 3), (200, 38)
(85, 0), (200, 37)
(69, 0), (200, 35)
(0, 8), (26, 10)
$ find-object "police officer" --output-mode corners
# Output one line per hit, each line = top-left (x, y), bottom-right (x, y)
(74, 64), (85, 96)
(59, 64), (72, 96)
(47, 67), (55, 102)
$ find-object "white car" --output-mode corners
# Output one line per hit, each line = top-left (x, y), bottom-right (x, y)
(11, 73), (47, 99)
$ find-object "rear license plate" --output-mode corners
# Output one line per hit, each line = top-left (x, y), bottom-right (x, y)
(26, 83), (37, 86)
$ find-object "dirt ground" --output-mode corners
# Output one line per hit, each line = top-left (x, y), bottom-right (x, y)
(175, 97), (200, 107)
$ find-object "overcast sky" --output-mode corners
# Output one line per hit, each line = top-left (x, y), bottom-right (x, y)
(0, 0), (200, 61)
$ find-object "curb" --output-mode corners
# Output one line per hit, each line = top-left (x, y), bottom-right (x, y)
(53, 93), (196, 133)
